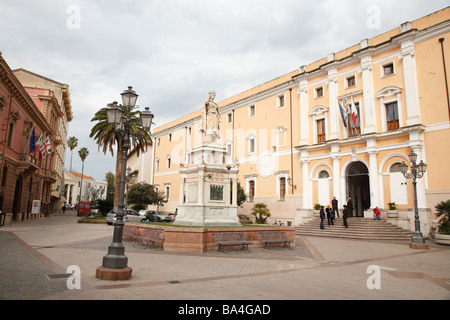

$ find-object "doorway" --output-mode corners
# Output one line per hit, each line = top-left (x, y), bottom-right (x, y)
(12, 177), (23, 221)
(346, 161), (370, 217)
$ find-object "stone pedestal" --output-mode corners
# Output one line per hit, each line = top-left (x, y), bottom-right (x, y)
(175, 144), (241, 227)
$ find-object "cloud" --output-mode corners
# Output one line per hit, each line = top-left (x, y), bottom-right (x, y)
(0, 0), (448, 180)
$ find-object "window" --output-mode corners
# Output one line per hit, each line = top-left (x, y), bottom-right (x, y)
(318, 170), (330, 178)
(155, 158), (160, 171)
(346, 75), (356, 88)
(383, 63), (394, 77)
(317, 119), (326, 143)
(248, 180), (255, 202)
(279, 177), (286, 201)
(157, 138), (160, 146)
(168, 133), (172, 142)
(249, 105), (255, 117)
(187, 126), (191, 135)
(167, 156), (171, 169)
(7, 123), (14, 147)
(385, 102), (399, 130)
(249, 138), (255, 153)
(315, 86), (324, 98)
(277, 95), (285, 108)
(227, 112), (233, 124)
(165, 185), (170, 201)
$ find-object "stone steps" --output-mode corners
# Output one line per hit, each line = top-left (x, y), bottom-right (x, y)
(296, 217), (414, 240)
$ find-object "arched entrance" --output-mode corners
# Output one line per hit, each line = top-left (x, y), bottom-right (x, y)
(12, 176), (23, 221)
(346, 161), (370, 217)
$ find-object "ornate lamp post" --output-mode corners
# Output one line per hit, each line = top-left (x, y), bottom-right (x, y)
(399, 150), (428, 248)
(96, 86), (154, 280)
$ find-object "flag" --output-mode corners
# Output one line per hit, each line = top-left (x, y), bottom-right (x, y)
(41, 136), (51, 155)
(29, 126), (36, 153)
(35, 132), (44, 155)
(351, 95), (358, 127)
(338, 101), (347, 128)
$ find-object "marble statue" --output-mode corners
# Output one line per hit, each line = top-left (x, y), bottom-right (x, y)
(201, 91), (220, 144)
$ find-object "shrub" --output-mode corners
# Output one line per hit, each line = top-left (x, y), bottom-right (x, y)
(435, 200), (450, 235)
(251, 203), (271, 224)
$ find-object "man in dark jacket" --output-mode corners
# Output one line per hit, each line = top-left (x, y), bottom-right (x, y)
(320, 206), (325, 229)
(343, 205), (349, 228)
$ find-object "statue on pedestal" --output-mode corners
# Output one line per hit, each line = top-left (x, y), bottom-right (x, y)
(201, 91), (220, 144)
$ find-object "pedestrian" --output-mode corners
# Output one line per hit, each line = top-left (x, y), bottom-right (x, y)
(319, 206), (325, 229)
(343, 205), (349, 228)
(326, 205), (334, 226)
(62, 204), (66, 214)
(347, 197), (353, 217)
(331, 196), (339, 217)
(373, 206), (381, 220)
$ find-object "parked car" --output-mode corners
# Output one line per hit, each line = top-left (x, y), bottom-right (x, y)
(106, 208), (139, 225)
(139, 210), (171, 222)
(239, 214), (253, 225)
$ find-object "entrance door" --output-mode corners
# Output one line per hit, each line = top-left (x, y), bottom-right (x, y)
(12, 177), (22, 221)
(346, 161), (370, 217)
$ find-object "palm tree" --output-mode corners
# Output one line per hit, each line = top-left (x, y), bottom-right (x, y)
(67, 136), (78, 172)
(90, 103), (152, 207)
(78, 147), (89, 202)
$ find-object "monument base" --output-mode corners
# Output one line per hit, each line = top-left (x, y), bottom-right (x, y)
(95, 266), (132, 280)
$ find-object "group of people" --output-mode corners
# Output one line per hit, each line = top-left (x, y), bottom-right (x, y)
(319, 196), (354, 229)
(319, 197), (384, 229)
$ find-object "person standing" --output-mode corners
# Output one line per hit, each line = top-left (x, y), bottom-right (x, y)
(320, 206), (325, 229)
(326, 205), (334, 226)
(347, 196), (354, 217)
(62, 204), (66, 214)
(331, 196), (339, 217)
(343, 205), (349, 228)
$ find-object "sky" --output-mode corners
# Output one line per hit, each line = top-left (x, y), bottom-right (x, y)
(0, 0), (448, 181)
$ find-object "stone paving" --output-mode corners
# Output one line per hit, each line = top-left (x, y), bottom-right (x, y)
(0, 211), (449, 302)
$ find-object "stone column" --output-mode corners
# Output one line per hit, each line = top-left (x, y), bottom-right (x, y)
(360, 54), (377, 133)
(401, 36), (421, 126)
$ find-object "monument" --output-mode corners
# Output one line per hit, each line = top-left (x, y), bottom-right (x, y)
(175, 92), (241, 226)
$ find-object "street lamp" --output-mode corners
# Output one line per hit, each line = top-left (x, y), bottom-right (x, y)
(96, 86), (154, 280)
(400, 150), (428, 248)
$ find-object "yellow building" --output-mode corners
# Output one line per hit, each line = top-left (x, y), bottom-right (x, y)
(149, 8), (450, 232)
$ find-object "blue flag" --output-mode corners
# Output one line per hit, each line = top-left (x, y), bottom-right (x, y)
(338, 101), (347, 128)
(29, 126), (36, 153)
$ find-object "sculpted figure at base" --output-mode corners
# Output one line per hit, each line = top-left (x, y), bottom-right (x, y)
(201, 91), (220, 144)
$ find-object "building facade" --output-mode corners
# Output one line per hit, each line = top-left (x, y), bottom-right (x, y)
(13, 69), (73, 213)
(145, 9), (449, 233)
(63, 168), (107, 204)
(0, 53), (65, 220)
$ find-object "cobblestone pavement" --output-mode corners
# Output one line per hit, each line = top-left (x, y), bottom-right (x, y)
(1, 211), (449, 302)
(0, 232), (67, 300)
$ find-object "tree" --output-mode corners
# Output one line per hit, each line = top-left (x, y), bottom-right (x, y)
(78, 147), (89, 202)
(251, 203), (271, 224)
(90, 103), (152, 208)
(236, 180), (246, 207)
(67, 136), (78, 172)
(104, 171), (115, 200)
(127, 182), (167, 211)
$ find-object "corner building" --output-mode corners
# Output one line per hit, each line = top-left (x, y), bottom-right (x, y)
(151, 8), (450, 233)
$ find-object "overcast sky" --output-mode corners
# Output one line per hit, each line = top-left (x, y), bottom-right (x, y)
(0, 0), (448, 181)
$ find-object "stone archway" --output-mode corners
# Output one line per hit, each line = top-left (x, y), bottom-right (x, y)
(346, 161), (370, 217)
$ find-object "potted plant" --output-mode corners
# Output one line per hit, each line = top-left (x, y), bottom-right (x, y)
(313, 203), (321, 217)
(434, 200), (450, 246)
(387, 202), (398, 218)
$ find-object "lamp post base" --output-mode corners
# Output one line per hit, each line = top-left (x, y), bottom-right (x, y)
(95, 266), (132, 281)
(409, 242), (429, 250)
